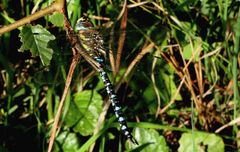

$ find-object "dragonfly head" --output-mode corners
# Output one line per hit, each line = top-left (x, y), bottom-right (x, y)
(75, 17), (93, 31)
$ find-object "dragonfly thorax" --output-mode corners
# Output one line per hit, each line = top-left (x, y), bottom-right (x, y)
(76, 17), (106, 59)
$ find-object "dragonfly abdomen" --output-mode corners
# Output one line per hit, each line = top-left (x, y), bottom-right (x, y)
(94, 56), (138, 145)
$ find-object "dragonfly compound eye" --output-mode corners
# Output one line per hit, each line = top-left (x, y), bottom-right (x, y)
(75, 17), (94, 31)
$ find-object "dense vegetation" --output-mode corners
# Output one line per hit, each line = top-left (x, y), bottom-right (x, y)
(0, 0), (240, 151)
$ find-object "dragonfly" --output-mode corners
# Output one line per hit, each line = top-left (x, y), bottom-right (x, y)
(17, 16), (164, 146)
(74, 17), (138, 145)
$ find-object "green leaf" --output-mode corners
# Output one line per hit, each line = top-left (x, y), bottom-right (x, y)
(54, 131), (81, 152)
(127, 128), (169, 152)
(49, 13), (64, 27)
(183, 37), (202, 61)
(19, 24), (55, 66)
(233, 16), (240, 37)
(143, 85), (156, 102)
(64, 90), (103, 136)
(178, 132), (224, 152)
(143, 63), (182, 114)
(161, 72), (182, 101)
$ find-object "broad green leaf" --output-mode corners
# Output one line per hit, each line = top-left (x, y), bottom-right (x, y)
(54, 131), (81, 152)
(66, 0), (80, 18)
(183, 37), (202, 61)
(127, 128), (169, 152)
(49, 13), (64, 27)
(64, 90), (103, 136)
(19, 24), (55, 66)
(143, 85), (156, 101)
(178, 132), (224, 152)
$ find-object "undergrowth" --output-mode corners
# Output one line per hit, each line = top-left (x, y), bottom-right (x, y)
(0, 0), (240, 151)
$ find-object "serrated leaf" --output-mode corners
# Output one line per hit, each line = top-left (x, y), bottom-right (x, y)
(64, 90), (103, 136)
(178, 132), (224, 152)
(19, 24), (55, 66)
(49, 13), (64, 27)
(127, 128), (169, 152)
